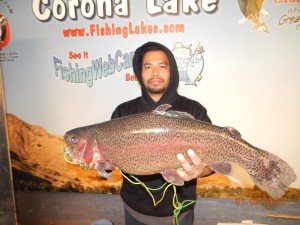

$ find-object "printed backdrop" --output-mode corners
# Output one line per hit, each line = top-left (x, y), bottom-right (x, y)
(1, 0), (300, 189)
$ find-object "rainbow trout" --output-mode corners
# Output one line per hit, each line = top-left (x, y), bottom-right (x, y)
(63, 104), (296, 198)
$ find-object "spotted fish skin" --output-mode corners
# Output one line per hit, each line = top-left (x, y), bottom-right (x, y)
(64, 104), (296, 198)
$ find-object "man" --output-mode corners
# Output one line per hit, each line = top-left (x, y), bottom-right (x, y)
(111, 42), (213, 225)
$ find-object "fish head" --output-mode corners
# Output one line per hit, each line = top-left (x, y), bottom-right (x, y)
(63, 128), (100, 170)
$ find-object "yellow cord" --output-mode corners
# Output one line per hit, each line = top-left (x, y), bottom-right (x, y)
(120, 171), (196, 225)
(120, 171), (173, 206)
(60, 143), (90, 171)
(60, 143), (77, 165)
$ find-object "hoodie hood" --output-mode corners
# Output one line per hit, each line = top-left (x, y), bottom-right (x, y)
(132, 41), (179, 106)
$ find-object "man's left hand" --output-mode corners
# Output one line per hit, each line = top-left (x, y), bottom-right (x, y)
(177, 149), (212, 181)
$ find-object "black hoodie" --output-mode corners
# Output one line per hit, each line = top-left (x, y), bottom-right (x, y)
(111, 42), (211, 217)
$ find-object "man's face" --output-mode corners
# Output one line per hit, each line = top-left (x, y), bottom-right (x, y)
(141, 50), (170, 99)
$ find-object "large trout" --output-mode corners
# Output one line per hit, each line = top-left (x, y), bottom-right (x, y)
(63, 104), (296, 198)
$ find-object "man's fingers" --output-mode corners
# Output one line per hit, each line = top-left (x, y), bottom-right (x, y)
(177, 153), (193, 175)
(187, 149), (207, 170)
(187, 149), (201, 167)
(177, 150), (208, 181)
(177, 152), (197, 175)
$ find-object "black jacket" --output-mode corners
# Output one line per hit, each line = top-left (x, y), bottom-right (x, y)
(111, 42), (211, 217)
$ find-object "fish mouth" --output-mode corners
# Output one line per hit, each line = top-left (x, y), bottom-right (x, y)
(61, 143), (74, 163)
(60, 143), (82, 165)
(62, 144), (91, 171)
(62, 137), (100, 171)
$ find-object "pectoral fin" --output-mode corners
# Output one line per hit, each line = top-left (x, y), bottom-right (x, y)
(94, 161), (117, 179)
(161, 169), (184, 186)
(96, 169), (112, 179)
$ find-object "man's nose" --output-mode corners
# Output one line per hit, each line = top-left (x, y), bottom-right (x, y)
(152, 67), (159, 76)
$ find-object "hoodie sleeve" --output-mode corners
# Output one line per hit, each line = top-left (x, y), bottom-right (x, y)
(195, 107), (211, 123)
(172, 95), (212, 124)
(111, 109), (119, 120)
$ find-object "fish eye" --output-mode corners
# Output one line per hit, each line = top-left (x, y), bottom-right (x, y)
(71, 137), (78, 144)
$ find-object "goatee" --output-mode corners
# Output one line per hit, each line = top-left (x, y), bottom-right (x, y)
(147, 86), (166, 95)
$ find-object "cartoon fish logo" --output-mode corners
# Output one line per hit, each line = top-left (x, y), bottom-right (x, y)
(238, 0), (269, 33)
(172, 42), (205, 86)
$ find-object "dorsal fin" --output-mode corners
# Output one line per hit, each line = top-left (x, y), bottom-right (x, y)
(153, 104), (195, 120)
(154, 104), (172, 112)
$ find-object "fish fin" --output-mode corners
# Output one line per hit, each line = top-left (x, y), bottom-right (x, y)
(161, 169), (184, 186)
(167, 110), (195, 120)
(154, 104), (172, 112)
(96, 169), (112, 179)
(208, 161), (232, 176)
(245, 150), (297, 198)
(153, 104), (195, 120)
(225, 127), (241, 138)
(94, 162), (116, 179)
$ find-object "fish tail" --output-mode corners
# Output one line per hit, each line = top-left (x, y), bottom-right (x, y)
(248, 149), (296, 198)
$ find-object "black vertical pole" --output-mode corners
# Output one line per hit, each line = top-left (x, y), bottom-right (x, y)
(0, 63), (17, 225)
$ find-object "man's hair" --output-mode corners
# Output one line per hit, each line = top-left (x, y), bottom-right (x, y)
(140, 43), (166, 56)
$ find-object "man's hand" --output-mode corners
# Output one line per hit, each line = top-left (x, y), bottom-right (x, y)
(177, 149), (212, 182)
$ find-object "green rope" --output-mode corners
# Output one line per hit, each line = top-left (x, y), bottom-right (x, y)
(172, 184), (196, 225)
(120, 171), (196, 225)
(121, 171), (173, 206)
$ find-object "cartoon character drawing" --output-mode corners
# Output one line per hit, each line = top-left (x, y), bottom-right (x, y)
(238, 0), (269, 33)
(172, 42), (205, 86)
(0, 14), (9, 48)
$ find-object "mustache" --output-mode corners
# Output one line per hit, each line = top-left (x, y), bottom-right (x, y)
(148, 77), (164, 82)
